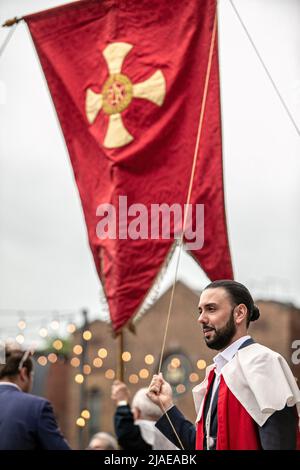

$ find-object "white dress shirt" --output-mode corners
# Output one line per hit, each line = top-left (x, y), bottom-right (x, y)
(205, 335), (251, 449)
(210, 335), (251, 399)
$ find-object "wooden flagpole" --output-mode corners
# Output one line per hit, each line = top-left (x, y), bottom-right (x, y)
(2, 17), (23, 27)
(116, 330), (124, 382)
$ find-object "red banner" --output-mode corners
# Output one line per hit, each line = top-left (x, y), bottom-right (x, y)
(25, 0), (233, 332)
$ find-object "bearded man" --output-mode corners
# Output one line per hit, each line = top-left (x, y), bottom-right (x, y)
(147, 280), (300, 450)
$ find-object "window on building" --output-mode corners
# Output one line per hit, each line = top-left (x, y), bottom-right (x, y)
(88, 387), (101, 439)
(161, 351), (192, 398)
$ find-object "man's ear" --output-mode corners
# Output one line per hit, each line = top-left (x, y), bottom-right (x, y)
(132, 407), (141, 420)
(19, 367), (29, 383)
(234, 304), (248, 325)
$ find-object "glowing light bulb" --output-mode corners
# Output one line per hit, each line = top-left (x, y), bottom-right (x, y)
(75, 374), (84, 384)
(176, 384), (186, 394)
(83, 330), (92, 341)
(122, 352), (131, 362)
(105, 369), (115, 380)
(98, 348), (107, 358)
(16, 334), (24, 344)
(39, 328), (48, 338)
(83, 364), (91, 375)
(93, 358), (103, 368)
(145, 354), (154, 365)
(73, 345), (83, 355)
(18, 320), (26, 330)
(189, 373), (199, 383)
(171, 358), (181, 368)
(129, 374), (139, 384)
(37, 356), (47, 366)
(81, 409), (90, 419)
(50, 320), (60, 330)
(52, 339), (63, 350)
(76, 417), (85, 427)
(197, 360), (206, 370)
(48, 353), (57, 363)
(67, 323), (76, 334)
(139, 369), (149, 379)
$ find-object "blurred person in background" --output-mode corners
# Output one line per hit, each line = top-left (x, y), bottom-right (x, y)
(0, 347), (71, 450)
(86, 432), (118, 450)
(111, 380), (177, 450)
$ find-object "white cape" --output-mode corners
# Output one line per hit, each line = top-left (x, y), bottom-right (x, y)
(192, 343), (300, 427)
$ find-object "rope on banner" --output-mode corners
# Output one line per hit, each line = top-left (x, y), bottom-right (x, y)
(157, 10), (218, 376)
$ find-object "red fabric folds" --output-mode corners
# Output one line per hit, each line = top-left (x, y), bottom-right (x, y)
(25, 0), (233, 331)
(196, 372), (261, 450)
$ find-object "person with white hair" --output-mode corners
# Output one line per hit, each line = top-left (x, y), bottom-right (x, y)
(86, 432), (118, 450)
(111, 381), (177, 450)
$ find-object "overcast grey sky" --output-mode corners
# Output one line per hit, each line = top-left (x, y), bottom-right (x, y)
(0, 0), (300, 342)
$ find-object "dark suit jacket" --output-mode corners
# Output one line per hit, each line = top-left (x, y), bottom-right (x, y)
(114, 405), (152, 450)
(156, 339), (298, 450)
(0, 384), (71, 450)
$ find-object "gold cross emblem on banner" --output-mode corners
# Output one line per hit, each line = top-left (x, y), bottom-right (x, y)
(85, 42), (166, 149)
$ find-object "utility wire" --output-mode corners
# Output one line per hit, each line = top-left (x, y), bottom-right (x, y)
(0, 23), (18, 58)
(228, 0), (300, 137)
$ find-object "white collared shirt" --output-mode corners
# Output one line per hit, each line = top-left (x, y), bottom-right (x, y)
(211, 335), (251, 400)
(0, 381), (21, 391)
(204, 335), (251, 449)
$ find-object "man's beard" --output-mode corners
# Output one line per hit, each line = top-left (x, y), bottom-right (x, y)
(204, 309), (236, 351)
